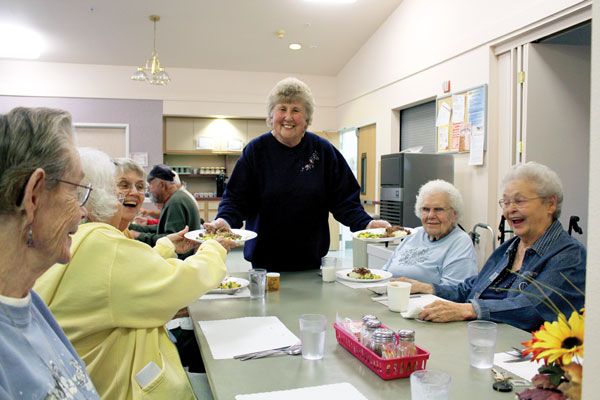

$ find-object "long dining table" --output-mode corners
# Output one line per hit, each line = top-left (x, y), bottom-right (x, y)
(189, 270), (531, 399)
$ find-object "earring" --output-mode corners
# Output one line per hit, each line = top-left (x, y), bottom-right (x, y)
(26, 227), (34, 248)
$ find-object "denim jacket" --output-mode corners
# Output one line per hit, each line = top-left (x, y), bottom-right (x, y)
(433, 220), (586, 331)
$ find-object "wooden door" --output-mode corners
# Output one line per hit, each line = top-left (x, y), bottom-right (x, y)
(357, 124), (376, 215)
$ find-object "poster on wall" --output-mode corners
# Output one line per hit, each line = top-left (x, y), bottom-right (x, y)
(435, 85), (487, 165)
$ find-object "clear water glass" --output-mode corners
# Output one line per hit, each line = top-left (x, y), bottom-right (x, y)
(299, 314), (327, 360)
(467, 320), (497, 369)
(248, 269), (267, 299)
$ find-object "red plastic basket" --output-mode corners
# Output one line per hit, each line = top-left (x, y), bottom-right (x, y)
(334, 322), (430, 380)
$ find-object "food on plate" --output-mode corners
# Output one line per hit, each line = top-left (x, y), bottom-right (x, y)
(356, 226), (411, 239)
(197, 229), (242, 241)
(347, 267), (381, 280)
(218, 280), (242, 289)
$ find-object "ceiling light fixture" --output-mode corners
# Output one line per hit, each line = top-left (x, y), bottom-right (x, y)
(303, 0), (357, 4)
(0, 23), (43, 59)
(131, 15), (170, 86)
(289, 43), (302, 50)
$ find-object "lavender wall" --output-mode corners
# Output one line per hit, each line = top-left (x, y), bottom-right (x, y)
(0, 96), (163, 167)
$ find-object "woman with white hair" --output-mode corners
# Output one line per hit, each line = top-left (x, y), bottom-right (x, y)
(34, 148), (230, 400)
(402, 162), (586, 331)
(384, 180), (477, 284)
(206, 77), (389, 270)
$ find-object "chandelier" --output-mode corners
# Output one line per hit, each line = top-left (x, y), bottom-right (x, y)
(131, 15), (171, 85)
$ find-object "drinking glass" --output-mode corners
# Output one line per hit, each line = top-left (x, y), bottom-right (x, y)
(321, 257), (338, 283)
(467, 320), (497, 368)
(410, 370), (451, 400)
(248, 269), (267, 299)
(299, 314), (327, 360)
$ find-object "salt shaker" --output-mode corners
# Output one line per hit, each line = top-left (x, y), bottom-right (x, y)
(369, 328), (396, 358)
(397, 329), (416, 357)
(359, 315), (378, 343)
(361, 319), (382, 347)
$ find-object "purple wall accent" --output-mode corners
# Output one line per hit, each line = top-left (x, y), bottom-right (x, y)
(0, 96), (163, 167)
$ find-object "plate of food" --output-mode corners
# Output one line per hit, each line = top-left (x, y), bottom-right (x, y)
(336, 267), (392, 283)
(207, 277), (250, 294)
(353, 226), (413, 243)
(184, 228), (257, 244)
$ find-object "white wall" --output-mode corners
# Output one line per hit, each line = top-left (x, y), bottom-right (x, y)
(0, 60), (337, 132)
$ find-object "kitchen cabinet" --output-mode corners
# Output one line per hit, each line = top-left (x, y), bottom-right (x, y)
(197, 198), (221, 222)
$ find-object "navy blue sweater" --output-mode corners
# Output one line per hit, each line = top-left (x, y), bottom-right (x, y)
(217, 132), (372, 270)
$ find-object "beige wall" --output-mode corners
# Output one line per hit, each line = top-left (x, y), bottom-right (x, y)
(582, 1), (600, 396)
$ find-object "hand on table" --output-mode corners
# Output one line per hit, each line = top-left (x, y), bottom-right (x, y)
(392, 277), (434, 294)
(167, 226), (200, 254)
(418, 301), (477, 322)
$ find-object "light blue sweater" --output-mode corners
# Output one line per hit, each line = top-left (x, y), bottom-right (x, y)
(0, 290), (99, 399)
(383, 226), (478, 285)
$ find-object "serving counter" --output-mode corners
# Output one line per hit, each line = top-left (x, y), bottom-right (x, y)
(189, 270), (530, 399)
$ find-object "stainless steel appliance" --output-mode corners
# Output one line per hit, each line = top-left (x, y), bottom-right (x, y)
(380, 153), (454, 227)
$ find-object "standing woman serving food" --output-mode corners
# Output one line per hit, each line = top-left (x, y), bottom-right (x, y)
(0, 108), (99, 398)
(205, 77), (389, 270)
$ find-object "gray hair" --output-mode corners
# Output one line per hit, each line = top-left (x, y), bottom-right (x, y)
(0, 107), (74, 215)
(113, 158), (145, 180)
(414, 179), (464, 221)
(78, 148), (118, 223)
(502, 162), (563, 219)
(266, 77), (315, 128)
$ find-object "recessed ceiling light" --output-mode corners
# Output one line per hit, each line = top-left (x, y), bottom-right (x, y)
(0, 24), (44, 59)
(289, 43), (302, 50)
(303, 0), (357, 4)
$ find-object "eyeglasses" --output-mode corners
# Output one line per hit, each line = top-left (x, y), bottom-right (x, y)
(116, 180), (146, 193)
(55, 179), (93, 207)
(420, 207), (449, 215)
(498, 196), (542, 209)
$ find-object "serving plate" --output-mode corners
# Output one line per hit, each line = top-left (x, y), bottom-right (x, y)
(335, 268), (393, 283)
(352, 227), (413, 243)
(185, 228), (257, 245)
(207, 277), (250, 294)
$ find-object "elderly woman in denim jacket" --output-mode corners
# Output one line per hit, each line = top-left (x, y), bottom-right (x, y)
(401, 162), (586, 331)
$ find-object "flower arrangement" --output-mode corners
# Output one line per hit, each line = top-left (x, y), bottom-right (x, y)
(516, 309), (584, 400)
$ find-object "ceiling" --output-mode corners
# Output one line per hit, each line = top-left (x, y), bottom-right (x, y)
(0, 0), (403, 76)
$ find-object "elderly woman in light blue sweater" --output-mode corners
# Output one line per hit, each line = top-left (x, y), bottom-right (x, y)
(384, 180), (477, 285)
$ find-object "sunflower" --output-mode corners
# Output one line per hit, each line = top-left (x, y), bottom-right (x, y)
(530, 311), (584, 365)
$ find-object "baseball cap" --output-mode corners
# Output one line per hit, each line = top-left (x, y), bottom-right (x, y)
(147, 164), (175, 182)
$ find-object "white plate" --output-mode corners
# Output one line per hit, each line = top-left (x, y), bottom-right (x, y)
(336, 268), (393, 283)
(352, 227), (413, 243)
(207, 277), (250, 294)
(185, 229), (257, 244)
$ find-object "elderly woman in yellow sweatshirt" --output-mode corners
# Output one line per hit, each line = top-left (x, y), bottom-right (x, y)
(35, 148), (231, 400)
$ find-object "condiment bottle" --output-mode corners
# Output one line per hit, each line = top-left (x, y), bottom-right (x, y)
(359, 315), (377, 343)
(361, 319), (382, 347)
(397, 329), (416, 357)
(369, 328), (396, 358)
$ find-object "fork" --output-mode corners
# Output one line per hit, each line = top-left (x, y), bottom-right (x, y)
(239, 344), (302, 361)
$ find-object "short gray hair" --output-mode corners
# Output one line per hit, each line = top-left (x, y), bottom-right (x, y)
(414, 179), (464, 220)
(266, 77), (315, 128)
(113, 158), (145, 180)
(78, 147), (118, 223)
(0, 107), (74, 215)
(502, 162), (563, 219)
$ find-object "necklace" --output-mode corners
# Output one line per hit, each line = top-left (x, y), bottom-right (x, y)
(0, 298), (97, 399)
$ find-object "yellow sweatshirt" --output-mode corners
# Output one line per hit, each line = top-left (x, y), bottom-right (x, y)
(34, 222), (226, 400)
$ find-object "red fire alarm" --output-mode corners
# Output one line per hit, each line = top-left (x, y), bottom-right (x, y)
(442, 80), (451, 93)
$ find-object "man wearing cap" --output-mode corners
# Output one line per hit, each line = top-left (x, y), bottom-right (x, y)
(129, 164), (202, 259)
